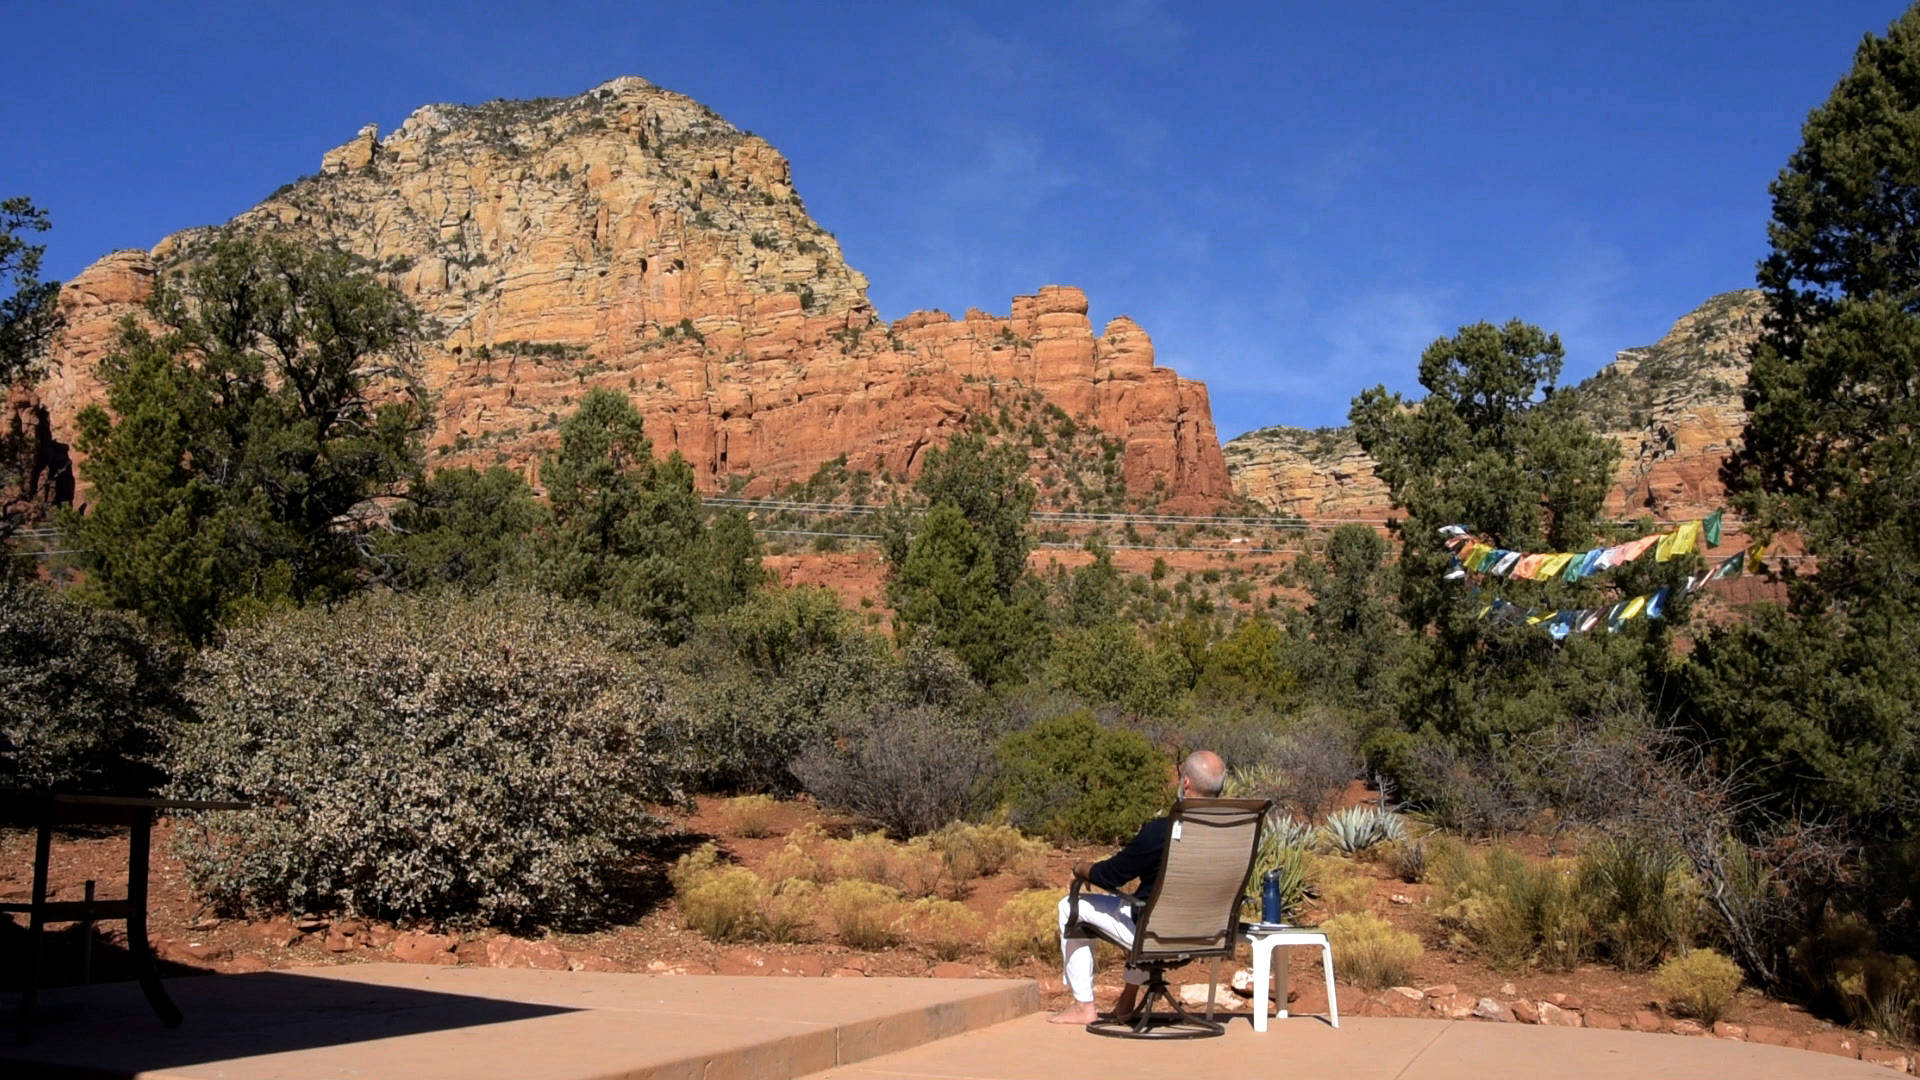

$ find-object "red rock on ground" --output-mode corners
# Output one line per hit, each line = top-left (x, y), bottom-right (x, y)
(1671, 1020), (1707, 1037)
(1471, 998), (1514, 1022)
(1380, 987), (1425, 1018)
(1712, 1021), (1747, 1040)
(1511, 1000), (1541, 1025)
(486, 935), (569, 971)
(390, 932), (457, 965)
(1630, 1009), (1666, 1033)
(1537, 1002), (1583, 1028)
(1584, 1011), (1623, 1030)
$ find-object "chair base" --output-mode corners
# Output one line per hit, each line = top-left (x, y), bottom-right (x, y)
(1083, 969), (1225, 1040)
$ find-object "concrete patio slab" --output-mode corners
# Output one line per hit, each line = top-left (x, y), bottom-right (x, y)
(814, 1013), (1894, 1080)
(1, 965), (1040, 1080)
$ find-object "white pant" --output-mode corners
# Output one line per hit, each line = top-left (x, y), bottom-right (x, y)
(1058, 893), (1148, 1003)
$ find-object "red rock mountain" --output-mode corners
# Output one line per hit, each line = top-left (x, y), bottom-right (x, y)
(21, 77), (1230, 508)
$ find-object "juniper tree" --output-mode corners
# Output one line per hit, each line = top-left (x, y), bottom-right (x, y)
(1687, 6), (1920, 831)
(1350, 320), (1662, 776)
(66, 230), (427, 642)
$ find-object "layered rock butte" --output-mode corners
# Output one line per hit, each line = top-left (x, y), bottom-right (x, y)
(1223, 290), (1762, 523)
(22, 77), (1230, 508)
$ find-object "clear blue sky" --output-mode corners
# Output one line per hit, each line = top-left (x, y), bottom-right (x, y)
(3, 1), (1908, 439)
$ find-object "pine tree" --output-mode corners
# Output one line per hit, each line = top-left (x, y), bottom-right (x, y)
(538, 388), (760, 636)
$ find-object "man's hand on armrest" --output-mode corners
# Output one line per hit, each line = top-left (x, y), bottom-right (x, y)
(1071, 860), (1095, 884)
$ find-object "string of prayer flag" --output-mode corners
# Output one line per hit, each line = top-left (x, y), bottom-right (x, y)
(1439, 509), (1725, 583)
(1464, 549), (1758, 638)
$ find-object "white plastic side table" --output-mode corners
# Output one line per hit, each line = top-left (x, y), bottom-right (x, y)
(1241, 926), (1338, 1032)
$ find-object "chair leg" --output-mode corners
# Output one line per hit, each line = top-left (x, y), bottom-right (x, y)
(1205, 956), (1219, 1024)
(1321, 944), (1339, 1029)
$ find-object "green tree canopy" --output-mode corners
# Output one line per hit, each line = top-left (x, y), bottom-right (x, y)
(1688, 6), (1920, 830)
(1292, 523), (1402, 710)
(1, 196), (61, 388)
(1350, 319), (1647, 758)
(538, 387), (761, 636)
(65, 230), (428, 642)
(888, 502), (1046, 685)
(375, 465), (549, 592)
(890, 431), (1036, 595)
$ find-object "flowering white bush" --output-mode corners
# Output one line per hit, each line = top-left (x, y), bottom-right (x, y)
(170, 590), (682, 928)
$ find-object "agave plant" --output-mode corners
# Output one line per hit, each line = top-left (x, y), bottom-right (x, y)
(1319, 805), (1407, 855)
(1264, 810), (1317, 850)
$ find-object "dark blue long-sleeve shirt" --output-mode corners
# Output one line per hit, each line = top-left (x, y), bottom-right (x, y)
(1088, 815), (1172, 903)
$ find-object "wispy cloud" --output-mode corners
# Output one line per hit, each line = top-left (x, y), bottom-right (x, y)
(1285, 131), (1382, 208)
(1091, 0), (1190, 55)
(938, 128), (1077, 207)
(946, 24), (1039, 87)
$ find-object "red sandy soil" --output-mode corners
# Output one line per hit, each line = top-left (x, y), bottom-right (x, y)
(2, 798), (1910, 1071)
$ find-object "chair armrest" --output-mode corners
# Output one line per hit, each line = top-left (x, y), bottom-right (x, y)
(1065, 875), (1143, 936)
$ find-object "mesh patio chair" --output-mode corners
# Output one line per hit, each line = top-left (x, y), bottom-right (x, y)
(1065, 797), (1270, 1038)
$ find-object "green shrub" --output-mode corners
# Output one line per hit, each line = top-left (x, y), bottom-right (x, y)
(824, 831), (901, 886)
(824, 879), (906, 949)
(1434, 844), (1591, 973)
(678, 865), (765, 942)
(761, 824), (831, 884)
(760, 878), (817, 943)
(1578, 838), (1697, 971)
(993, 710), (1166, 843)
(0, 576), (185, 793)
(170, 591), (680, 929)
(670, 844), (816, 943)
(675, 630), (893, 793)
(923, 822), (1050, 890)
(794, 703), (997, 837)
(901, 898), (986, 961)
(1307, 854), (1373, 916)
(1793, 914), (1920, 1043)
(1652, 949), (1743, 1024)
(1320, 911), (1423, 989)
(719, 794), (778, 838)
(1383, 837), (1429, 884)
(988, 889), (1060, 967)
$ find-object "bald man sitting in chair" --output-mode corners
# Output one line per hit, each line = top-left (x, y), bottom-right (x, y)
(1048, 750), (1227, 1025)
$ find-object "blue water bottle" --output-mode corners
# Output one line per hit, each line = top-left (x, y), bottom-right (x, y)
(1260, 870), (1281, 924)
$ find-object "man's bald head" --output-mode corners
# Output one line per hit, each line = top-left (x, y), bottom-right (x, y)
(1179, 750), (1226, 797)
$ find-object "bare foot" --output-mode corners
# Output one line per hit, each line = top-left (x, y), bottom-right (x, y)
(1048, 1001), (1100, 1025)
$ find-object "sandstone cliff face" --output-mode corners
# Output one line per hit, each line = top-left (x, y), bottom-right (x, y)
(1224, 290), (1764, 522)
(29, 77), (1230, 506)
